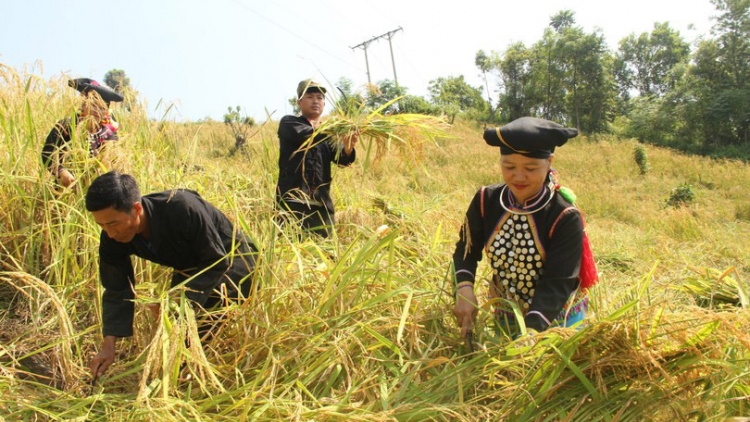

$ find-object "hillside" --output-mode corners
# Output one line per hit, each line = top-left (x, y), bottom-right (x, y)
(1, 69), (749, 421)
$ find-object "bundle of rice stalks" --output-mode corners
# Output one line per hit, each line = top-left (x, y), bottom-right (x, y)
(302, 96), (450, 168)
(372, 197), (405, 220)
(680, 266), (748, 309)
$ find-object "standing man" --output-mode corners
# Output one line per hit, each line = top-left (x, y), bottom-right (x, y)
(275, 78), (358, 238)
(85, 171), (257, 379)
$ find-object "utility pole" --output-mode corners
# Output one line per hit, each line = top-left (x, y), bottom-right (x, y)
(350, 39), (374, 84)
(384, 27), (402, 87)
(351, 27), (403, 86)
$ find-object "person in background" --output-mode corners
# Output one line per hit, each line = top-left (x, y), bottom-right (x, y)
(452, 117), (598, 341)
(275, 78), (358, 238)
(41, 78), (123, 188)
(85, 171), (257, 379)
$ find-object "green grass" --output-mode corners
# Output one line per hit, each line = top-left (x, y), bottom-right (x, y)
(1, 64), (749, 421)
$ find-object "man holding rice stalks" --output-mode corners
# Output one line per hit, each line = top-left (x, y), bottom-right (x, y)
(85, 171), (257, 379)
(452, 117), (598, 343)
(41, 78), (124, 188)
(275, 78), (358, 238)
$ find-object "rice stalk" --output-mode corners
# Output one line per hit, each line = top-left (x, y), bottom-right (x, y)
(300, 96), (451, 170)
(680, 266), (748, 309)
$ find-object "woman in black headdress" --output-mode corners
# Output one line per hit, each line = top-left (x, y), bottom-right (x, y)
(452, 117), (598, 341)
(41, 78), (124, 188)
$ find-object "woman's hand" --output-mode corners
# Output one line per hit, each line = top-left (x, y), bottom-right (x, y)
(453, 286), (478, 338)
(57, 169), (75, 188)
(89, 336), (117, 379)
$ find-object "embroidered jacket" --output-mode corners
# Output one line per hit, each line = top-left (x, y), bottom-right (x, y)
(452, 183), (584, 331)
(41, 115), (119, 176)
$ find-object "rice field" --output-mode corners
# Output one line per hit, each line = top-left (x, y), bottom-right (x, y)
(1, 65), (749, 421)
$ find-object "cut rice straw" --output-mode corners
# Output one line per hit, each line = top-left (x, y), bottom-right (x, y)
(299, 96), (451, 169)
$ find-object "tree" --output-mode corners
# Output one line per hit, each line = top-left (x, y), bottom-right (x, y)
(428, 75), (487, 123)
(550, 9), (576, 32)
(475, 50), (497, 120)
(287, 97), (300, 115)
(365, 79), (407, 113)
(331, 77), (365, 116)
(103, 69), (138, 112)
(528, 10), (578, 122)
(618, 0), (750, 155)
(488, 10), (615, 131)
(527, 10), (616, 130)
(649, 0), (750, 153)
(558, 25), (616, 132)
(495, 42), (535, 121)
(689, 0), (750, 148)
(103, 69), (131, 93)
(223, 106), (256, 156)
(614, 22), (690, 98)
(399, 95), (437, 115)
(532, 27), (568, 121)
(710, 0), (750, 91)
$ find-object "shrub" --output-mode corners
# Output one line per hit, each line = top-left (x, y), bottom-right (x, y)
(666, 183), (695, 208)
(736, 203), (750, 222)
(223, 106), (256, 156)
(634, 144), (649, 175)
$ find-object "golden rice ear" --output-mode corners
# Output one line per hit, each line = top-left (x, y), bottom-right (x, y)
(86, 90), (107, 107)
(81, 91), (108, 120)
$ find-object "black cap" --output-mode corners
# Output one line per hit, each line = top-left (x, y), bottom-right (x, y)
(68, 78), (124, 104)
(483, 117), (578, 158)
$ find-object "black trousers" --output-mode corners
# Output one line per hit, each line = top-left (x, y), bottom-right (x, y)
(195, 243), (256, 342)
(277, 200), (334, 238)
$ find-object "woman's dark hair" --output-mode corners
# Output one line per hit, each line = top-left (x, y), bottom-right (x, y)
(85, 171), (141, 212)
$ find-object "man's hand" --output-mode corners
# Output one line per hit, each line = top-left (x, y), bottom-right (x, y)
(343, 130), (359, 155)
(89, 336), (117, 380)
(452, 284), (478, 338)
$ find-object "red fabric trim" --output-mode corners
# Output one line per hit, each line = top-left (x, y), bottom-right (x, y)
(480, 186), (486, 218)
(548, 206), (576, 238)
(579, 231), (599, 289)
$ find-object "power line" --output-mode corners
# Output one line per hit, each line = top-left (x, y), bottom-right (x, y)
(228, 0), (363, 73)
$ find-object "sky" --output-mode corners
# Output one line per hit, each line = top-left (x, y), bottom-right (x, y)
(2, 0), (719, 122)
